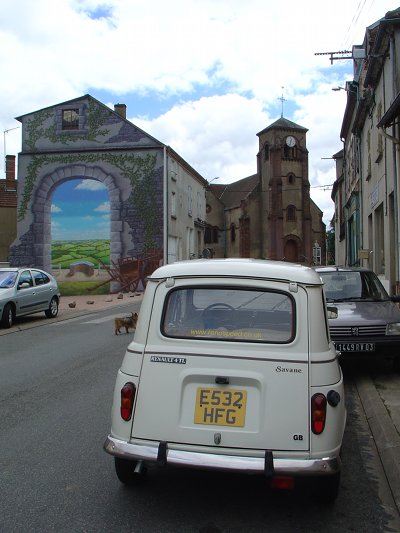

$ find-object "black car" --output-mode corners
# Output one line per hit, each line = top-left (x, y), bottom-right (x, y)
(316, 266), (400, 357)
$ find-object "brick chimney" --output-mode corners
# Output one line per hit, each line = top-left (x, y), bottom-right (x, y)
(5, 155), (16, 190)
(114, 103), (127, 119)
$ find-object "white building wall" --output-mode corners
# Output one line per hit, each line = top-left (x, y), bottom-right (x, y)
(166, 153), (206, 262)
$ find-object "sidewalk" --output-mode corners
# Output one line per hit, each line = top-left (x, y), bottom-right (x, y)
(356, 370), (400, 513)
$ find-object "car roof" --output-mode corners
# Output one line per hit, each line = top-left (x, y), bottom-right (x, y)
(149, 258), (323, 285)
(0, 267), (46, 272)
(315, 266), (370, 273)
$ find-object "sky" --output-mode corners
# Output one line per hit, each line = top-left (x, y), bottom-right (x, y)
(1, 0), (398, 236)
(51, 179), (109, 240)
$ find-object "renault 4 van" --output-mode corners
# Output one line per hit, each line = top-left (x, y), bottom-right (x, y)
(104, 259), (346, 501)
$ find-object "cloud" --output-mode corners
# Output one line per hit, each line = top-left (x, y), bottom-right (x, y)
(51, 203), (62, 213)
(94, 201), (110, 212)
(75, 179), (107, 191)
(2, 0), (395, 227)
(133, 94), (268, 181)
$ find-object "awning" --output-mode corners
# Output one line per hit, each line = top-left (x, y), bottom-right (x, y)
(377, 92), (400, 128)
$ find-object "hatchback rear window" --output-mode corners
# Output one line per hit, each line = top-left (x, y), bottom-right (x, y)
(162, 286), (295, 343)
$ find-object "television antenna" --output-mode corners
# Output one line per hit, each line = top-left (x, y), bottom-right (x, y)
(314, 50), (352, 64)
(3, 126), (19, 172)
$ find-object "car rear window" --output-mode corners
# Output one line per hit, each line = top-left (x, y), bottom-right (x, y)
(162, 286), (295, 343)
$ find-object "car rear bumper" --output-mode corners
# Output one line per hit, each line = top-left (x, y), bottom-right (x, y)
(104, 435), (341, 476)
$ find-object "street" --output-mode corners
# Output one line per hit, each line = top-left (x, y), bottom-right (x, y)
(1, 306), (399, 533)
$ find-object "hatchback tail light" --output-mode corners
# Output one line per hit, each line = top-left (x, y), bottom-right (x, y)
(270, 476), (295, 490)
(311, 393), (327, 434)
(120, 382), (136, 421)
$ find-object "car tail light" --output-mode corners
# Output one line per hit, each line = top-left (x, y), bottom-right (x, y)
(311, 393), (327, 434)
(120, 382), (136, 421)
(270, 476), (295, 490)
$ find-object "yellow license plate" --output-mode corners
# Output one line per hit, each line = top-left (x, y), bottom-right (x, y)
(194, 387), (247, 427)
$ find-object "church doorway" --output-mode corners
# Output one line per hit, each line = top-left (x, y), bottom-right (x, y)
(284, 239), (298, 263)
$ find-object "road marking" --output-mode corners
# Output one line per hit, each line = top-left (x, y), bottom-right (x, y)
(82, 314), (124, 324)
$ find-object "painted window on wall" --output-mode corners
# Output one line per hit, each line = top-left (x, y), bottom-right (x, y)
(62, 109), (79, 130)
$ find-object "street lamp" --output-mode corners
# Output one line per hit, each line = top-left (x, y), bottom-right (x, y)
(332, 81), (359, 99)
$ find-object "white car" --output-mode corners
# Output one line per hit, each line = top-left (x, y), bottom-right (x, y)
(0, 267), (61, 328)
(104, 259), (346, 501)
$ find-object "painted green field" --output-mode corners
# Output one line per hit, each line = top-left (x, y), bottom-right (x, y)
(52, 239), (110, 268)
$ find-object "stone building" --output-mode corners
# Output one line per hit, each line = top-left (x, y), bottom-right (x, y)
(205, 117), (326, 263)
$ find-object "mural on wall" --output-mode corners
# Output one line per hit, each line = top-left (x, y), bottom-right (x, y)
(9, 95), (165, 284)
(51, 178), (110, 271)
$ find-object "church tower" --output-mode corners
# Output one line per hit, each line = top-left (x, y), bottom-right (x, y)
(257, 117), (313, 262)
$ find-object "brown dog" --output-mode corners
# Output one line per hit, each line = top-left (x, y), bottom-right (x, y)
(115, 312), (138, 335)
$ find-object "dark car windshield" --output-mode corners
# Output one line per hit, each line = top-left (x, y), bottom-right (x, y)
(319, 270), (389, 302)
(0, 271), (18, 288)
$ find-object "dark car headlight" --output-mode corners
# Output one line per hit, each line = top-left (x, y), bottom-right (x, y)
(386, 323), (400, 335)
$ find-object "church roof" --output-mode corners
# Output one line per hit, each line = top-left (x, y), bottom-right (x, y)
(257, 117), (308, 137)
(210, 174), (259, 209)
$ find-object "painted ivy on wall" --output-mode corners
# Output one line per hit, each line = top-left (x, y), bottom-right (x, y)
(18, 152), (159, 250)
(25, 99), (110, 151)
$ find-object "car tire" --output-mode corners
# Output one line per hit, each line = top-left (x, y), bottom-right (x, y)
(1, 303), (14, 329)
(114, 457), (147, 485)
(313, 472), (340, 503)
(45, 297), (59, 318)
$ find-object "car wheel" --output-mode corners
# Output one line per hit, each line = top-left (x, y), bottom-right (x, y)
(114, 457), (147, 485)
(45, 297), (59, 318)
(1, 303), (14, 329)
(313, 472), (340, 503)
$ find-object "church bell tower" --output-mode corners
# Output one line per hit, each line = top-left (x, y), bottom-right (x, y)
(257, 117), (312, 263)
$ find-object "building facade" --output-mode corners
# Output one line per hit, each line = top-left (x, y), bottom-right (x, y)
(332, 7), (400, 294)
(9, 95), (207, 271)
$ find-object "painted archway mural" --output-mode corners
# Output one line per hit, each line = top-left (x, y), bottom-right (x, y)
(9, 95), (165, 274)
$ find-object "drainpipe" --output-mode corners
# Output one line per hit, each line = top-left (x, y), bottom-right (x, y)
(163, 146), (168, 265)
(391, 33), (400, 288)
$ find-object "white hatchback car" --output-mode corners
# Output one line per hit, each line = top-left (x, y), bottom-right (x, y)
(0, 267), (61, 328)
(104, 259), (346, 501)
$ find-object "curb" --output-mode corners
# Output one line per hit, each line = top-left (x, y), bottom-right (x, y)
(355, 374), (400, 513)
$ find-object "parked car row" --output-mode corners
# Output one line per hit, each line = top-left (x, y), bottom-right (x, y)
(0, 267), (61, 328)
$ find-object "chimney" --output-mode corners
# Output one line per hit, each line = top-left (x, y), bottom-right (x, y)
(114, 103), (127, 119)
(5, 155), (16, 190)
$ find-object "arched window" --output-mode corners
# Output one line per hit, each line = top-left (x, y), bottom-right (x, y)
(212, 227), (219, 243)
(287, 205), (296, 221)
(288, 174), (295, 185)
(230, 223), (236, 242)
(205, 225), (219, 244)
(204, 226), (212, 243)
(264, 143), (270, 161)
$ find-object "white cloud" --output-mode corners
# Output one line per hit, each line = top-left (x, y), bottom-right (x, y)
(1, 0), (396, 227)
(51, 203), (62, 213)
(94, 202), (110, 212)
(75, 179), (107, 191)
(134, 94), (267, 180)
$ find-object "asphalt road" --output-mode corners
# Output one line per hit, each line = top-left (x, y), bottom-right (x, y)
(0, 306), (399, 533)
